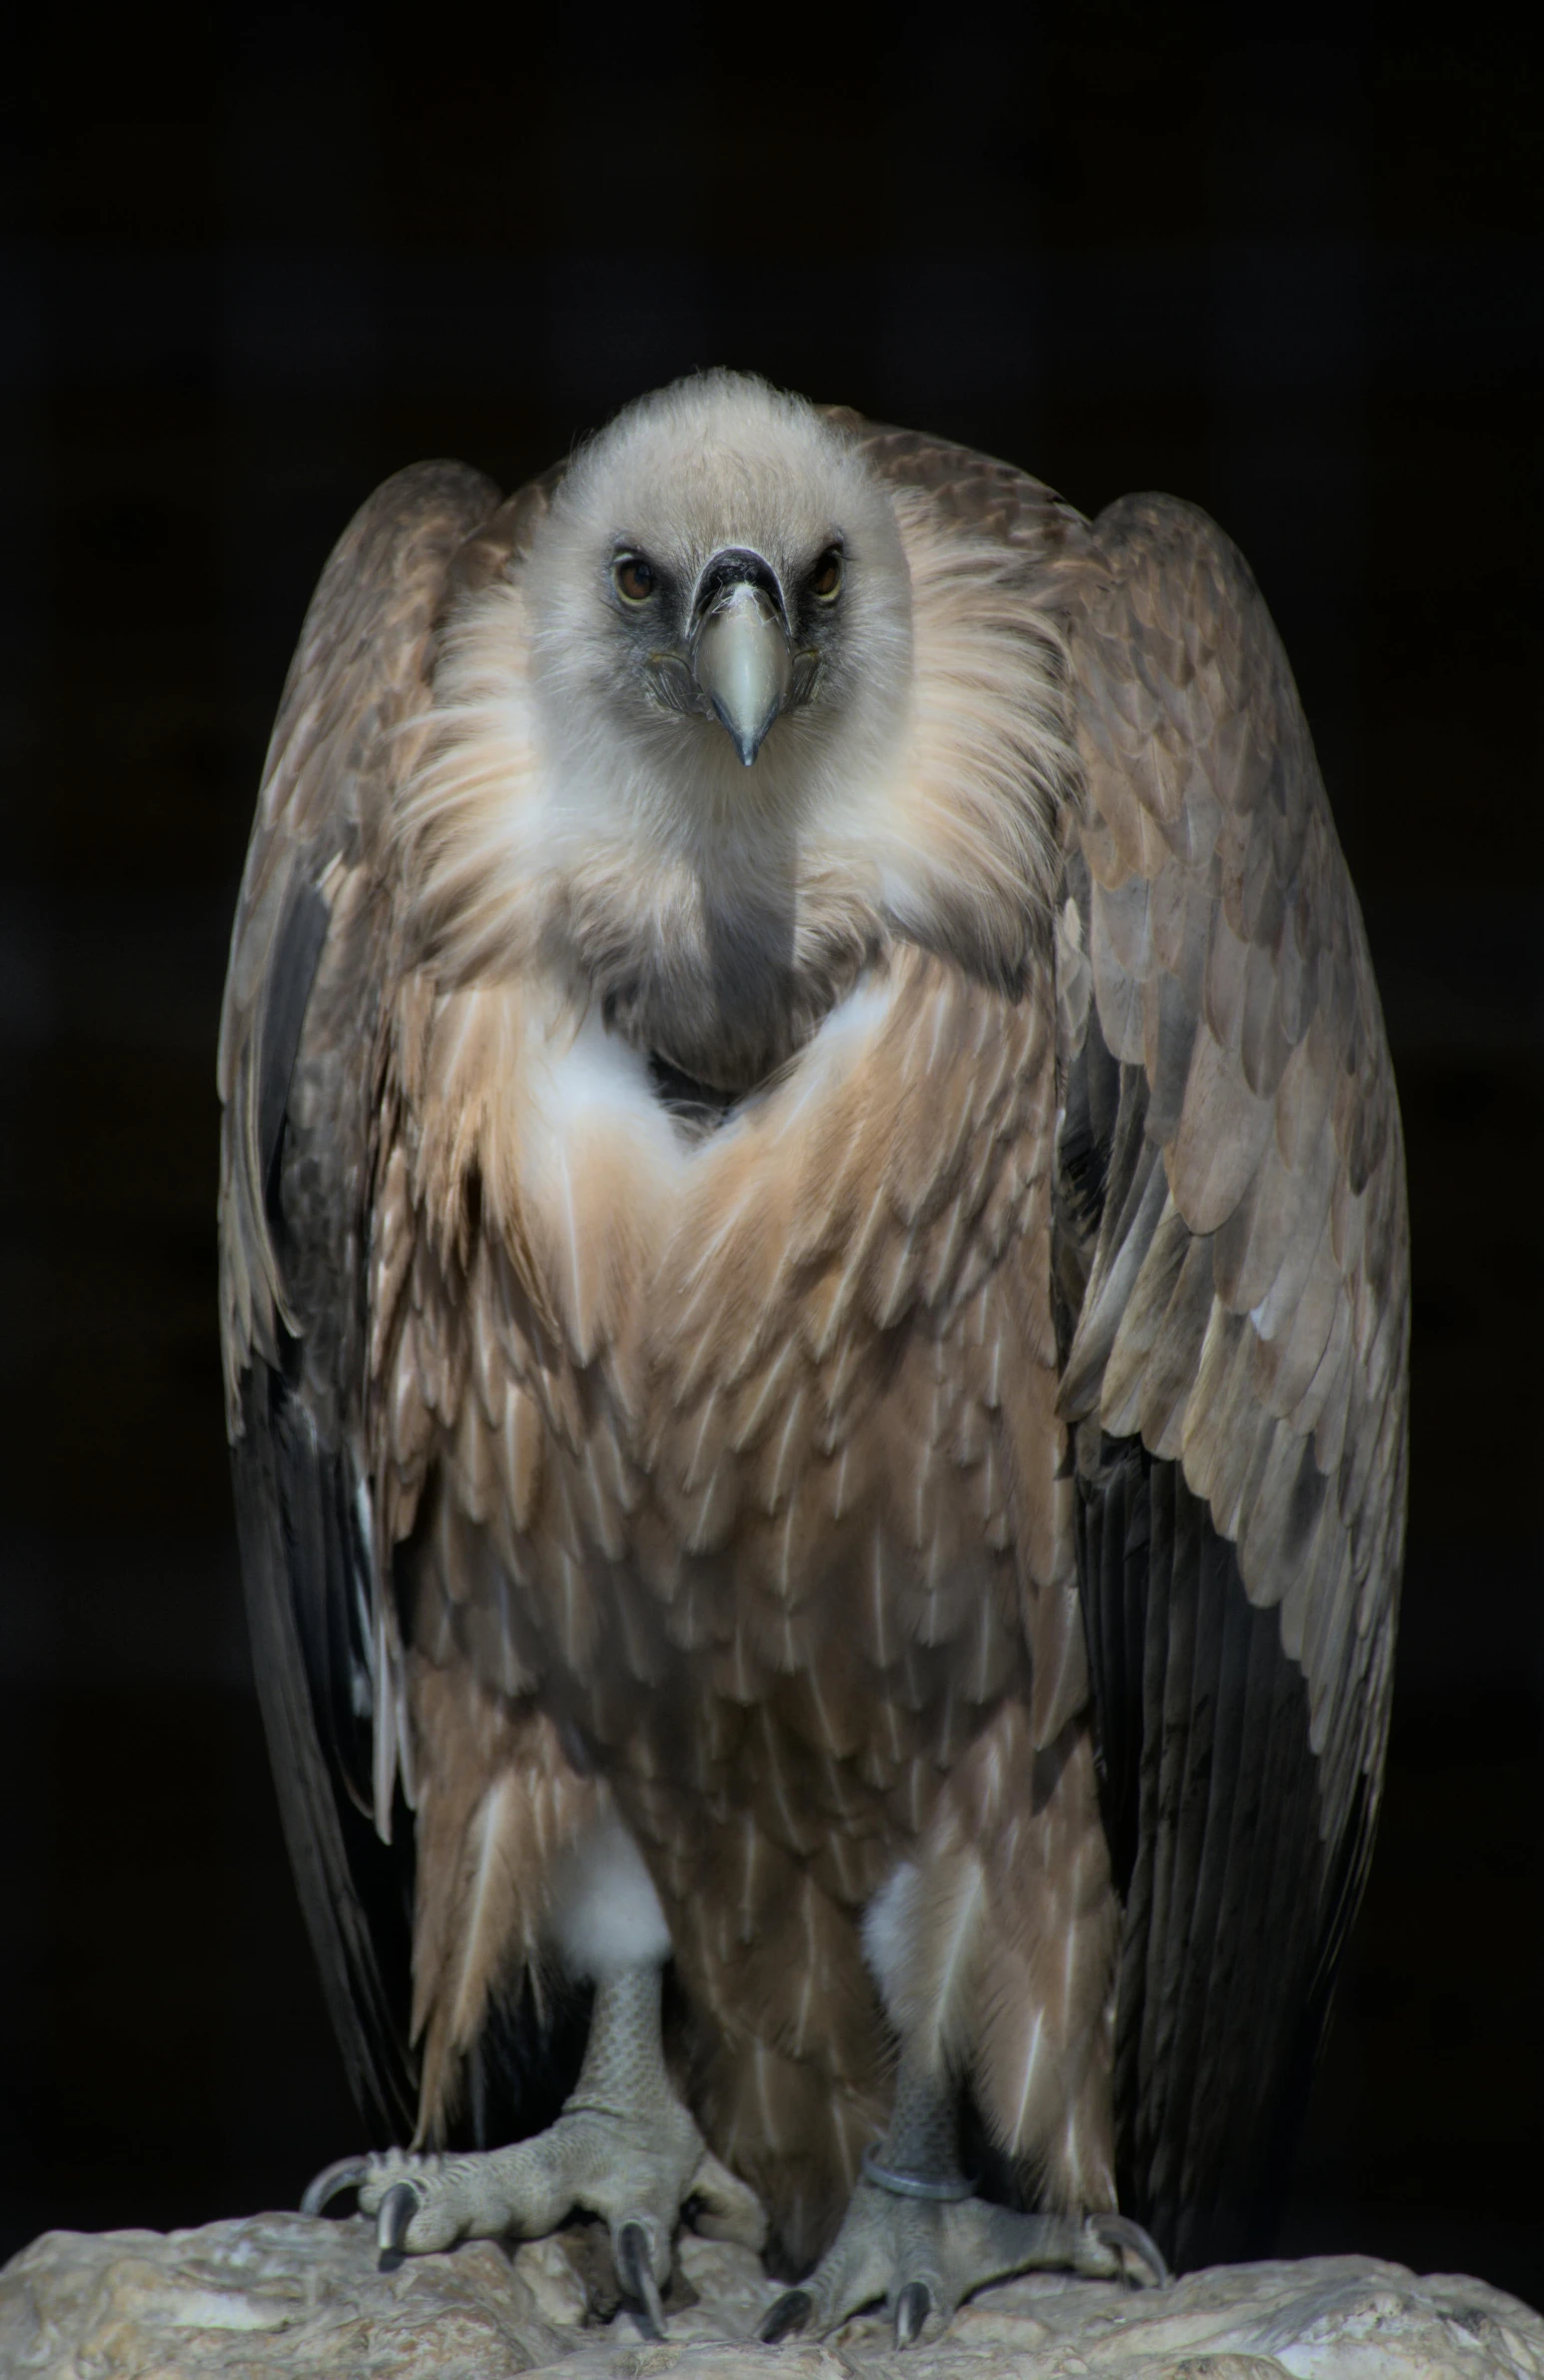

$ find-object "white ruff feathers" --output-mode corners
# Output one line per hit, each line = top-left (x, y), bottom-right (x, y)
(397, 373), (1076, 1042)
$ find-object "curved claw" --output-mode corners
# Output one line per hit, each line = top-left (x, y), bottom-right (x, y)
(894, 2280), (931, 2348)
(759, 2287), (813, 2344)
(376, 2178), (421, 2271)
(300, 2154), (369, 2218)
(1093, 2212), (1169, 2289)
(614, 2219), (668, 2340)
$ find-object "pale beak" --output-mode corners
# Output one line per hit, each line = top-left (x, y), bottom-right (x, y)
(692, 569), (793, 766)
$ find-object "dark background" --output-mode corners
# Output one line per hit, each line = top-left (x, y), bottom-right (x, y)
(2, 0), (1541, 2309)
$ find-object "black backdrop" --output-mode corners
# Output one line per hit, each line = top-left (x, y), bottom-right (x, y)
(3, 0), (1541, 2307)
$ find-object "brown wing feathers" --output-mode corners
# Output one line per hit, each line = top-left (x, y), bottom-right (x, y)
(220, 462), (518, 2146)
(1052, 491), (1408, 2264)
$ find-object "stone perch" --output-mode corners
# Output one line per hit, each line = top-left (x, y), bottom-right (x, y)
(2, 2217), (1541, 2380)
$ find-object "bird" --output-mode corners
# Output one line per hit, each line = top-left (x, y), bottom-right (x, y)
(218, 370), (1408, 2345)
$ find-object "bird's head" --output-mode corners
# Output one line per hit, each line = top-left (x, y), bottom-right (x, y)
(409, 372), (1067, 1097)
(526, 371), (914, 827)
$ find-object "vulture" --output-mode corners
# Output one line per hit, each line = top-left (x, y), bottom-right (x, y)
(218, 372), (1408, 2344)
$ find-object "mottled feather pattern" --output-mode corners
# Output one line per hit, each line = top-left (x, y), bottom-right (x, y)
(870, 1701), (1119, 2209)
(217, 462), (512, 2131)
(1051, 491), (1407, 2260)
(219, 462), (504, 1421)
(380, 943), (1108, 2246)
(408, 1658), (600, 2133)
(1060, 496), (1407, 1820)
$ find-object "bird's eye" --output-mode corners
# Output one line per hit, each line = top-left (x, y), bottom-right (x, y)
(810, 546), (843, 601)
(613, 553), (656, 604)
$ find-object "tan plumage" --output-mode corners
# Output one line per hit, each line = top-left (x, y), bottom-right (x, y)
(220, 376), (1407, 2277)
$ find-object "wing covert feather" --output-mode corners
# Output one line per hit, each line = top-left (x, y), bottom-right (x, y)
(219, 460), (502, 1405)
(1061, 493), (1407, 1801)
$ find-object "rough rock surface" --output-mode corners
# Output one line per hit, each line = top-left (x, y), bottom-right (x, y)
(2, 2214), (1540, 2380)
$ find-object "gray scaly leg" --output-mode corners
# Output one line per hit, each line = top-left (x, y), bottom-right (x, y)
(314, 1964), (763, 2335)
(759, 2043), (1166, 2349)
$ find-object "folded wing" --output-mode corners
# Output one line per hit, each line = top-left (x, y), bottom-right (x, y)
(218, 461), (506, 2138)
(1056, 494), (1408, 2266)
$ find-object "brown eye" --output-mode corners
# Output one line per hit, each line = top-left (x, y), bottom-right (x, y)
(613, 553), (656, 604)
(810, 545), (843, 601)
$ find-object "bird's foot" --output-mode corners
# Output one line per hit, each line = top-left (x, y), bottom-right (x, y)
(304, 1965), (764, 2337)
(758, 2170), (1167, 2349)
(346, 2098), (759, 2331)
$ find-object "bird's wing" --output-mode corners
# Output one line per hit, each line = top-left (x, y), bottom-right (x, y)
(218, 459), (525, 2138)
(845, 416), (1407, 2264)
(1055, 493), (1408, 2266)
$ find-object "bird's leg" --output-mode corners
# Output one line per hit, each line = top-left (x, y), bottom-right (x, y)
(347, 1962), (764, 2333)
(759, 2039), (1166, 2349)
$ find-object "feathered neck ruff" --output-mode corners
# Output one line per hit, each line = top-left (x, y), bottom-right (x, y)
(398, 460), (1078, 1096)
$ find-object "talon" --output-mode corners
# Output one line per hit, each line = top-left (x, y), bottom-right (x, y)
(894, 2280), (930, 2347)
(1093, 2212), (1169, 2288)
(377, 2178), (421, 2270)
(759, 2287), (813, 2344)
(615, 2219), (667, 2340)
(300, 2154), (368, 2217)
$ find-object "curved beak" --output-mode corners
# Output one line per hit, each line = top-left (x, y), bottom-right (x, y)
(691, 557), (793, 766)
